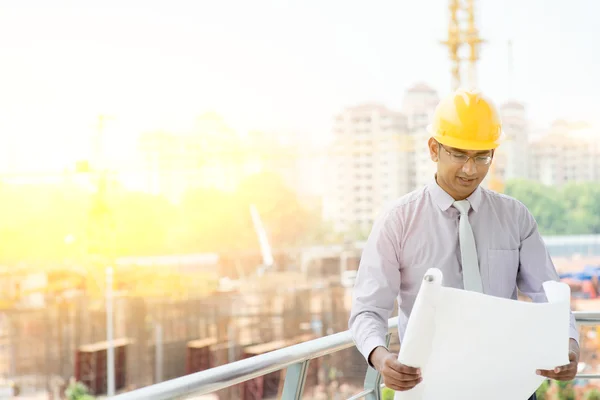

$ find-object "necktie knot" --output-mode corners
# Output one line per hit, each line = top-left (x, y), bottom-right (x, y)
(453, 200), (471, 215)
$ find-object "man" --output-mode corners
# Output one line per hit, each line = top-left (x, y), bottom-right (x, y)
(348, 89), (580, 398)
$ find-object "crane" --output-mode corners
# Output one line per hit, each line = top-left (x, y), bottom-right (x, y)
(250, 204), (275, 277)
(441, 0), (484, 91)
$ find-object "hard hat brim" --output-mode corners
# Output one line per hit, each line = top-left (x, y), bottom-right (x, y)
(427, 124), (505, 151)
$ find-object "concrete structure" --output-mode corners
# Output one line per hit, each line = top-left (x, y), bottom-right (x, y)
(401, 83), (440, 133)
(324, 103), (410, 235)
(323, 83), (544, 236)
(529, 121), (600, 186)
(324, 84), (443, 236)
(402, 83), (440, 191)
(498, 101), (530, 181)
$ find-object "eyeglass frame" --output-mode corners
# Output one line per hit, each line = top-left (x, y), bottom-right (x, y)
(437, 142), (494, 166)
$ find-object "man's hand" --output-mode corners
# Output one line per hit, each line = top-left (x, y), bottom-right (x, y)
(369, 347), (422, 391)
(536, 339), (580, 381)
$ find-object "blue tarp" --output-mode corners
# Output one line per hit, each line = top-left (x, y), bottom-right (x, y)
(559, 265), (600, 280)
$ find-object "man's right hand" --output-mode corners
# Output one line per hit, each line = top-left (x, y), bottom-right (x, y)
(369, 347), (422, 392)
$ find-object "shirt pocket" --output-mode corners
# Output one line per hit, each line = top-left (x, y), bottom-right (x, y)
(487, 249), (520, 297)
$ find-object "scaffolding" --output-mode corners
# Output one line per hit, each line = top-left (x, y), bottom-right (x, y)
(0, 265), (371, 398)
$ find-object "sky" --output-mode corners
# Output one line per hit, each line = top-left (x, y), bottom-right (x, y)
(0, 0), (598, 170)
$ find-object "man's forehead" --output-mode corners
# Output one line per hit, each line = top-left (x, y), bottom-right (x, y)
(446, 146), (492, 155)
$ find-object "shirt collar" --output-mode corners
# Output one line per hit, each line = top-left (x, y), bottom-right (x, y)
(427, 175), (482, 213)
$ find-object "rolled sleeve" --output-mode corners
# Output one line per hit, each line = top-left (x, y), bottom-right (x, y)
(517, 205), (580, 345)
(348, 208), (402, 366)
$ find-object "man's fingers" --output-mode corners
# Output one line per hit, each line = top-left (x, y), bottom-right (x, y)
(381, 362), (421, 381)
(536, 369), (559, 379)
(537, 364), (577, 380)
(382, 368), (421, 382)
(385, 374), (422, 387)
(385, 381), (422, 391)
(380, 356), (422, 390)
(386, 361), (421, 376)
(383, 375), (422, 391)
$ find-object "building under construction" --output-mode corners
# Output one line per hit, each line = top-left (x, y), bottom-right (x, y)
(0, 243), (394, 399)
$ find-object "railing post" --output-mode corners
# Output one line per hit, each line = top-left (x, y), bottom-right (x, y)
(281, 360), (310, 399)
(363, 363), (383, 400)
(363, 332), (392, 400)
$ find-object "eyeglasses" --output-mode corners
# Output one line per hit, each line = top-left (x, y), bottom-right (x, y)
(439, 144), (493, 166)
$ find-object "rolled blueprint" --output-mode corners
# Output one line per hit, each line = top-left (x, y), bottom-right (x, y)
(395, 267), (571, 400)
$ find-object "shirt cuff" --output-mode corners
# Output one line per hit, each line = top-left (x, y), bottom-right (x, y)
(361, 335), (389, 369)
(570, 326), (580, 346)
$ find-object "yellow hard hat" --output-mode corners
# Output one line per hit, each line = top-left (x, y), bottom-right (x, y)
(428, 89), (505, 150)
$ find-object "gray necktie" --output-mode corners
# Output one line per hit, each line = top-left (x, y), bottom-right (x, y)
(453, 200), (483, 293)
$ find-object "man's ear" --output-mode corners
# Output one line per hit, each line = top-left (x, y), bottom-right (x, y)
(428, 137), (439, 162)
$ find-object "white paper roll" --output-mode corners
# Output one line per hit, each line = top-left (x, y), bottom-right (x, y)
(394, 267), (571, 400)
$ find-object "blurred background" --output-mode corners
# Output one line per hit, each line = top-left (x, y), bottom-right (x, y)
(0, 0), (599, 399)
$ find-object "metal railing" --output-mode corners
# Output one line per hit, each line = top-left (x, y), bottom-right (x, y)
(112, 311), (600, 400)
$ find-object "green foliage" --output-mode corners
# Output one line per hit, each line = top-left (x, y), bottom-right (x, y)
(556, 380), (575, 400)
(381, 387), (395, 400)
(0, 171), (329, 264)
(585, 388), (600, 400)
(505, 179), (600, 235)
(64, 380), (95, 400)
(536, 379), (550, 400)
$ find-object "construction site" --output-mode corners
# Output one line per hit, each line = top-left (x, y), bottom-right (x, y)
(3, 237), (600, 399)
(0, 241), (376, 398)
(1, 1), (599, 400)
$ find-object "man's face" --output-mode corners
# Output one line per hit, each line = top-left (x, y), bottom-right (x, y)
(428, 138), (494, 200)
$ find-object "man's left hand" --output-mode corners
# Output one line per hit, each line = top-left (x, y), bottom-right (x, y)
(536, 339), (580, 381)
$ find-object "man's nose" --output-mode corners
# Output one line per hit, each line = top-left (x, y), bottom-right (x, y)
(461, 158), (477, 174)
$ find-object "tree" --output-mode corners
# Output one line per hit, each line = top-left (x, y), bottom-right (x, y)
(585, 389), (600, 400)
(504, 179), (568, 234)
(236, 171), (319, 247)
(505, 179), (600, 236)
(0, 170), (325, 264)
(556, 380), (575, 400)
(536, 379), (550, 400)
(64, 379), (95, 400)
(560, 182), (600, 234)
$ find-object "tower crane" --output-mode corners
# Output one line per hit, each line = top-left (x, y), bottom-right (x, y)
(441, 0), (484, 91)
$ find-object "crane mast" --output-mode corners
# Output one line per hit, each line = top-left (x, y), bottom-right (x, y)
(441, 0), (484, 91)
